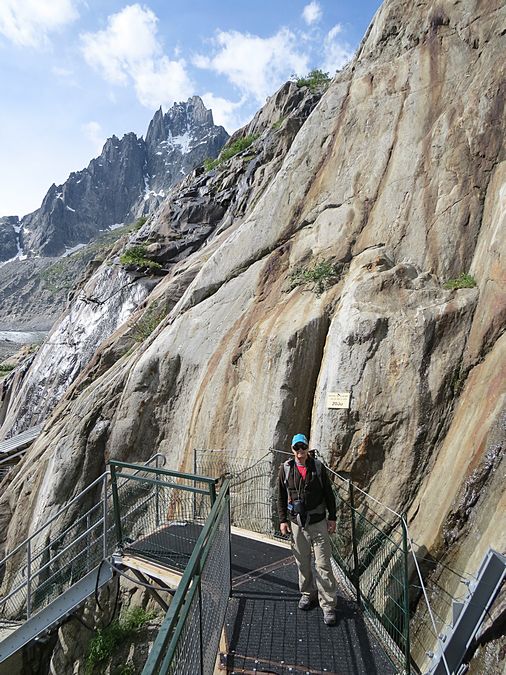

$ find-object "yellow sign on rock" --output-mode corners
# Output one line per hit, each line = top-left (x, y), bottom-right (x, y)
(327, 392), (351, 409)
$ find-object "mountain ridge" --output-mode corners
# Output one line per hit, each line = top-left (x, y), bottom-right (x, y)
(0, 96), (229, 260)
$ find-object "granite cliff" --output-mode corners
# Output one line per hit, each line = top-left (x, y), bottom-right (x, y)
(0, 0), (504, 671)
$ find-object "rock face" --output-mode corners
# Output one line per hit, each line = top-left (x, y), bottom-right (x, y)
(0, 0), (504, 670)
(0, 217), (20, 262)
(144, 97), (228, 198)
(14, 97), (228, 257)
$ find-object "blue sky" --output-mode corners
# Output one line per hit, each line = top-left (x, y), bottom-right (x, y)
(0, 1), (382, 217)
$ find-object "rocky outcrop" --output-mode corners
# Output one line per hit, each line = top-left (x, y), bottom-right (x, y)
(14, 97), (228, 258)
(0, 217), (19, 262)
(0, 258), (72, 331)
(0, 0), (504, 668)
(144, 96), (229, 198)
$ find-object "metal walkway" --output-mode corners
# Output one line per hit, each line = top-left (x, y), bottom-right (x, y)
(222, 531), (396, 675)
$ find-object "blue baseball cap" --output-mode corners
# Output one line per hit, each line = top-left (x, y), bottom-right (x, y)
(291, 433), (309, 448)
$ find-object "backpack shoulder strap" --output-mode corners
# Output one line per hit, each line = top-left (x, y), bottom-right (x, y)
(313, 458), (323, 487)
(283, 459), (293, 485)
(283, 459), (295, 502)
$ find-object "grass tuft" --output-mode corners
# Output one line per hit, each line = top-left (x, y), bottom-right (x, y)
(132, 304), (167, 342)
(86, 607), (155, 674)
(289, 260), (341, 296)
(204, 134), (259, 171)
(119, 245), (162, 270)
(443, 273), (477, 290)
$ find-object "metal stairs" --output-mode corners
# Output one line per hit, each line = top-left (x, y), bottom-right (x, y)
(0, 564), (113, 663)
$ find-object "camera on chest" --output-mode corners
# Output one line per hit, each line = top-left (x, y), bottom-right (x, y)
(288, 499), (306, 520)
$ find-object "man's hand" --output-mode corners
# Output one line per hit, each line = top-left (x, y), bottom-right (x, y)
(280, 522), (291, 536)
(327, 520), (336, 535)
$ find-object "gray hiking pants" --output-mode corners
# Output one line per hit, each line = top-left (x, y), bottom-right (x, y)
(291, 519), (337, 611)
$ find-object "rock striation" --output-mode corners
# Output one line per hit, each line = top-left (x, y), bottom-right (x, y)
(0, 0), (504, 671)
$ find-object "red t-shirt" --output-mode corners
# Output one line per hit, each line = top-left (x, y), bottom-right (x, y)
(296, 463), (307, 481)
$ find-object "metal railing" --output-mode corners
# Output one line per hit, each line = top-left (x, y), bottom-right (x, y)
(141, 477), (231, 675)
(109, 461), (218, 572)
(0, 454), (165, 624)
(328, 471), (411, 673)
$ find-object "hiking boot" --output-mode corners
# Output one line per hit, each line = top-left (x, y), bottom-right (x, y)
(323, 609), (337, 626)
(298, 595), (317, 611)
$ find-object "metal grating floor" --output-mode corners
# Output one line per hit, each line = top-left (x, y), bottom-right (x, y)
(222, 533), (397, 675)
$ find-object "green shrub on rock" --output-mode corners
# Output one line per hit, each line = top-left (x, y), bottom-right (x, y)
(119, 245), (161, 270)
(204, 134), (259, 172)
(289, 260), (341, 296)
(443, 273), (477, 289)
(295, 69), (331, 91)
(86, 607), (155, 674)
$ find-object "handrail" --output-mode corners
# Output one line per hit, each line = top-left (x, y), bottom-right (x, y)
(110, 460), (218, 485)
(0, 517), (103, 608)
(0, 449), (28, 466)
(116, 472), (212, 495)
(0, 472), (108, 567)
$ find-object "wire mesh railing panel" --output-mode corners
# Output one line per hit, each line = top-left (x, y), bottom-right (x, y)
(357, 521), (408, 663)
(327, 476), (409, 673)
(165, 580), (202, 675)
(200, 497), (231, 674)
(112, 468), (214, 571)
(409, 554), (473, 674)
(142, 480), (231, 675)
(0, 481), (108, 621)
(329, 482), (355, 579)
(0, 456), (165, 626)
(195, 451), (277, 535)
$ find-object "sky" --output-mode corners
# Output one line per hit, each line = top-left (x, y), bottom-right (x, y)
(0, 0), (382, 218)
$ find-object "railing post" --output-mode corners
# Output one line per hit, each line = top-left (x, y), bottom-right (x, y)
(86, 513), (91, 570)
(228, 493), (233, 595)
(349, 481), (361, 606)
(155, 455), (161, 528)
(103, 475), (109, 558)
(402, 515), (411, 675)
(198, 564), (204, 674)
(209, 480), (216, 506)
(110, 465), (123, 549)
(193, 448), (198, 521)
(26, 539), (32, 619)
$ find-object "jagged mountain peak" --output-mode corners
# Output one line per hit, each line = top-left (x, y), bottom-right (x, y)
(5, 97), (229, 259)
(145, 95), (219, 148)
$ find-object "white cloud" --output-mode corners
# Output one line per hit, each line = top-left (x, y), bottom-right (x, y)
(52, 66), (73, 78)
(0, 0), (78, 48)
(322, 24), (354, 73)
(80, 4), (193, 109)
(302, 2), (322, 26)
(82, 121), (105, 155)
(194, 29), (309, 105)
(201, 93), (250, 133)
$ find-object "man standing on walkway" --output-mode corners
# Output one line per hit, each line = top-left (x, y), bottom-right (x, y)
(278, 433), (338, 626)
